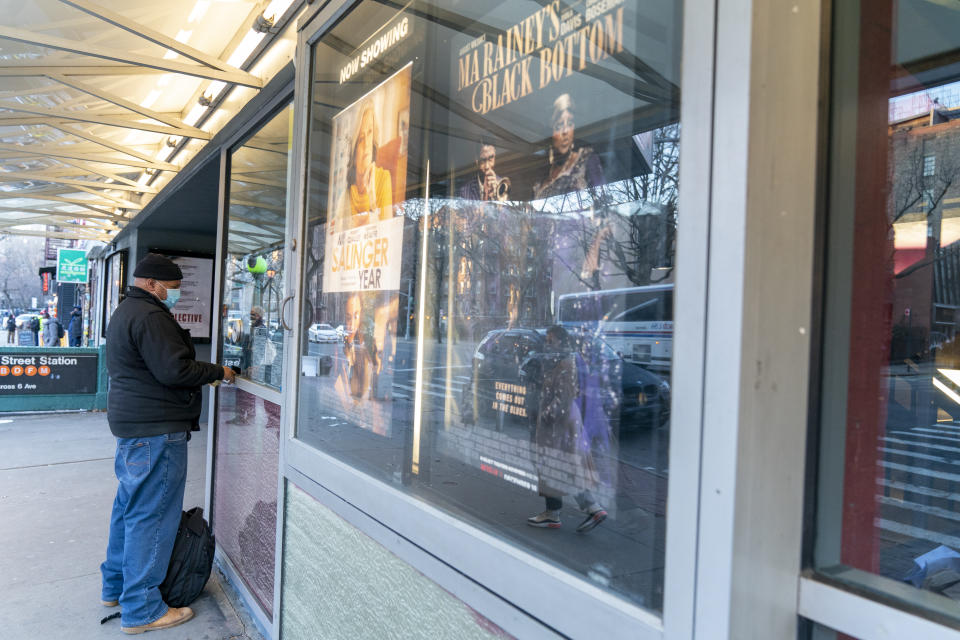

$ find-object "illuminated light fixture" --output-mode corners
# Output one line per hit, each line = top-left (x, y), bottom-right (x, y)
(411, 159), (431, 474)
(934, 377), (960, 406)
(939, 368), (960, 387)
(140, 89), (162, 109)
(187, 0), (211, 23)
(163, 29), (192, 60)
(226, 30), (265, 68)
(183, 103), (207, 127)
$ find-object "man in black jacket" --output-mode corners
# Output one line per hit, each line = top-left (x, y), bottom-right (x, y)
(67, 305), (83, 347)
(100, 253), (235, 634)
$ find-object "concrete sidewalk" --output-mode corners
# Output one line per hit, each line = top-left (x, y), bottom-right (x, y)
(0, 411), (265, 640)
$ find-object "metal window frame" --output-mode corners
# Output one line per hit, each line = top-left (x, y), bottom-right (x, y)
(799, 576), (960, 639)
(685, 0), (827, 637)
(272, 0), (716, 638)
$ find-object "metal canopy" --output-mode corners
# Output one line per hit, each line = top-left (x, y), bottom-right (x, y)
(0, 0), (301, 242)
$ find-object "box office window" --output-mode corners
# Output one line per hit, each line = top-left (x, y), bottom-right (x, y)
(222, 105), (294, 391)
(297, 0), (681, 612)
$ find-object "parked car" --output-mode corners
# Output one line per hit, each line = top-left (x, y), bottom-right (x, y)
(462, 327), (670, 432)
(308, 323), (339, 343)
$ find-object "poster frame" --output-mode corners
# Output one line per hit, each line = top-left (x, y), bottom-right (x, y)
(149, 248), (216, 343)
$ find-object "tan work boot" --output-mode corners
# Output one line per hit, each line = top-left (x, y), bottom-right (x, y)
(121, 607), (194, 635)
(101, 599), (119, 607)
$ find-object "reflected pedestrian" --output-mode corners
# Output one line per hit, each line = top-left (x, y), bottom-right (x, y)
(68, 305), (83, 347)
(41, 310), (63, 347)
(229, 306), (264, 424)
(527, 325), (608, 533)
(4, 313), (14, 344)
(25, 313), (39, 346)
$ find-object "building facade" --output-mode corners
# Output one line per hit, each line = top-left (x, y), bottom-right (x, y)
(80, 0), (960, 638)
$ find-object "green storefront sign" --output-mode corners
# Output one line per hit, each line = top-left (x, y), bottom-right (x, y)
(57, 248), (88, 283)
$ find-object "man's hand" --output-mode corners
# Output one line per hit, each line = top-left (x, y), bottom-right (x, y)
(483, 168), (498, 200)
(222, 366), (236, 384)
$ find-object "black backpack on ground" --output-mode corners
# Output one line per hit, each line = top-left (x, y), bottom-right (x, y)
(159, 507), (216, 608)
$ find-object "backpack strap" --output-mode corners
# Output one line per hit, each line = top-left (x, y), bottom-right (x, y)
(100, 612), (121, 625)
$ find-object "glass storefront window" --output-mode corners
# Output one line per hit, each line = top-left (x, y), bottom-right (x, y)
(297, 0), (680, 612)
(223, 105), (293, 391)
(815, 0), (960, 623)
(213, 102), (293, 619)
(102, 250), (126, 337)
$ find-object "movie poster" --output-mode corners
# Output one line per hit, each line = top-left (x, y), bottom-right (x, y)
(321, 64), (411, 437)
(166, 255), (214, 339)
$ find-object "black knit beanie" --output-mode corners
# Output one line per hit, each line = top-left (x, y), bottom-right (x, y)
(133, 253), (183, 280)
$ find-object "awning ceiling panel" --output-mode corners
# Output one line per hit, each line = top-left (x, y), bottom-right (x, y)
(0, 0), (301, 242)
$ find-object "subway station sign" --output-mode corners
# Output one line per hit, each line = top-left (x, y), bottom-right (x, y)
(57, 248), (88, 283)
(0, 352), (98, 395)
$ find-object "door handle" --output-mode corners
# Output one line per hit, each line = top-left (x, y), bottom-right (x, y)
(281, 295), (295, 331)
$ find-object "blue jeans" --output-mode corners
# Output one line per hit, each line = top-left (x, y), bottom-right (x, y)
(100, 432), (188, 626)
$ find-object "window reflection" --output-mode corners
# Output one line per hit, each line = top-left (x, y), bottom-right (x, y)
(297, 0), (680, 611)
(223, 105), (293, 391)
(816, 0), (960, 621)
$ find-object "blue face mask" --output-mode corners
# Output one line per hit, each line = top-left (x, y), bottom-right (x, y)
(160, 284), (181, 309)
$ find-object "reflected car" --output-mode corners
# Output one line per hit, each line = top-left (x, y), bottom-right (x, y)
(615, 358), (671, 430)
(15, 313), (40, 330)
(461, 328), (543, 425)
(308, 323), (339, 343)
(462, 327), (670, 432)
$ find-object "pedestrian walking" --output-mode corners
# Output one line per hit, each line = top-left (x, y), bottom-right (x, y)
(41, 310), (63, 347)
(4, 313), (14, 344)
(67, 305), (83, 347)
(25, 313), (39, 346)
(527, 325), (608, 533)
(101, 253), (235, 634)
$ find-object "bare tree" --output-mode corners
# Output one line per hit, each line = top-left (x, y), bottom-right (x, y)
(892, 147), (960, 232)
(0, 234), (45, 309)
